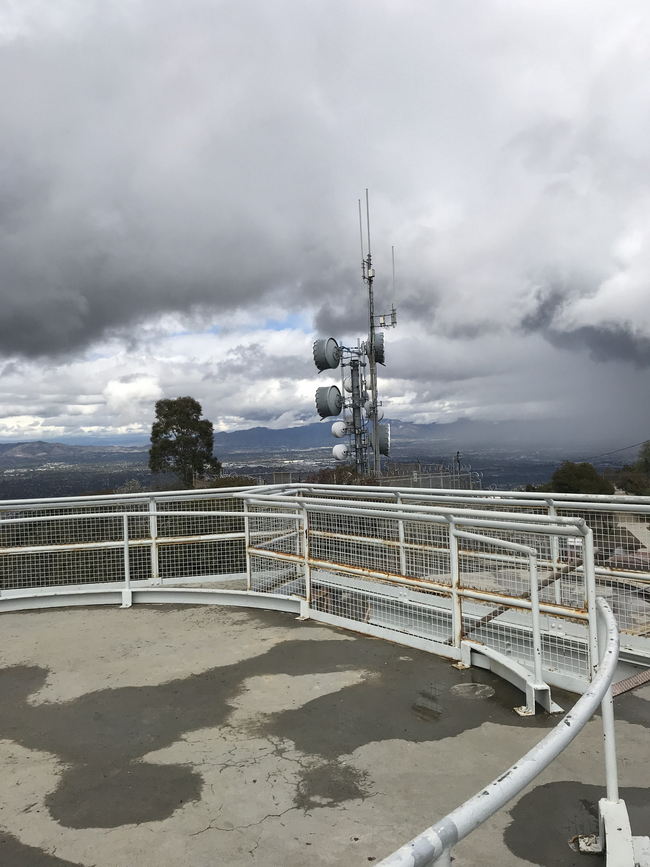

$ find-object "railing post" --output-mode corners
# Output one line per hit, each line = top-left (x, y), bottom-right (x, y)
(121, 513), (132, 608)
(243, 501), (251, 592)
(302, 505), (311, 606)
(546, 499), (562, 604)
(395, 493), (407, 577)
(583, 527), (599, 680)
(449, 519), (462, 649)
(597, 607), (619, 802)
(149, 497), (160, 586)
(529, 553), (543, 685)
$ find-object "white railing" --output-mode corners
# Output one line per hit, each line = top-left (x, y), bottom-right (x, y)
(379, 597), (625, 866)
(0, 484), (647, 863)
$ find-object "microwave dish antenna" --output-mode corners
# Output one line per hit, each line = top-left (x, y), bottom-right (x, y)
(313, 337), (341, 372)
(315, 385), (343, 418)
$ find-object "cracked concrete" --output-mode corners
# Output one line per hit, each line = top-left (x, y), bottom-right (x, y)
(0, 604), (648, 865)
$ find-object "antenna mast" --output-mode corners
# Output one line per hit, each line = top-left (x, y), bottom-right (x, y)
(311, 191), (397, 478)
(363, 190), (381, 476)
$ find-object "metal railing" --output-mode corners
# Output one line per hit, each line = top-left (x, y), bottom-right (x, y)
(247, 484), (650, 654)
(379, 597), (622, 866)
(2, 484), (649, 689)
(0, 484), (646, 863)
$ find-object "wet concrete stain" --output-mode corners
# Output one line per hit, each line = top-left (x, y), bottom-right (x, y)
(613, 689), (650, 728)
(0, 830), (84, 866)
(294, 760), (371, 811)
(505, 782), (650, 866)
(0, 612), (567, 830)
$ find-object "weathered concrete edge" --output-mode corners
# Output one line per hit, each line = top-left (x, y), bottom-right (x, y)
(0, 587), (300, 614)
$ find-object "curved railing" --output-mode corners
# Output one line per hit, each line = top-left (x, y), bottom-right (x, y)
(0, 485), (646, 862)
(379, 597), (621, 865)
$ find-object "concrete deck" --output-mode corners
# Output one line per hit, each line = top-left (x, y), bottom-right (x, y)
(0, 605), (648, 866)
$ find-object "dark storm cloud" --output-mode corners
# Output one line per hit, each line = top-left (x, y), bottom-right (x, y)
(0, 1), (373, 357)
(213, 343), (311, 379)
(1, 0), (650, 439)
(522, 288), (650, 367)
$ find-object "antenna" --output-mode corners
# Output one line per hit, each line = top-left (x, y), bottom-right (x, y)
(365, 188), (372, 258)
(392, 246), (396, 296)
(310, 191), (398, 478)
(358, 199), (366, 279)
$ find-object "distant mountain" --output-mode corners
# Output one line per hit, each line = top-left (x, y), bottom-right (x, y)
(0, 416), (630, 463)
(0, 440), (147, 463)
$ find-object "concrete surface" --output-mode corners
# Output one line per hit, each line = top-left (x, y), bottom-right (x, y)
(0, 604), (648, 866)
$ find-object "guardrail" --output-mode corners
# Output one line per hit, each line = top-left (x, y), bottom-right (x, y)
(247, 483), (650, 658)
(2, 484), (649, 694)
(0, 485), (647, 863)
(379, 597), (635, 866)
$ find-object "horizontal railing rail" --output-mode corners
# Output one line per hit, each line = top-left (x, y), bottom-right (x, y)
(1, 486), (646, 861)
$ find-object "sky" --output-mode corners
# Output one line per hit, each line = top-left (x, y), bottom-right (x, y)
(1, 0), (649, 445)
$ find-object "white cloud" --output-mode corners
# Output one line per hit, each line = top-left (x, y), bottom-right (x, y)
(0, 1), (649, 442)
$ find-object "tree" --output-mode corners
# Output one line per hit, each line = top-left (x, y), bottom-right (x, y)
(548, 461), (614, 495)
(149, 397), (221, 488)
(635, 441), (650, 474)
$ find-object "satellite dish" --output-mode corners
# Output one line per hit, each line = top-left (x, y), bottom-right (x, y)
(377, 422), (390, 456)
(332, 443), (350, 461)
(331, 420), (347, 438)
(315, 385), (343, 418)
(375, 331), (386, 365)
(313, 337), (341, 372)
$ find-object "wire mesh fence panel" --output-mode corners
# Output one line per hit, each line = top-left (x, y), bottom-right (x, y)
(591, 575), (650, 635)
(456, 534), (532, 598)
(0, 513), (128, 550)
(307, 510), (401, 575)
(401, 520), (451, 583)
(311, 571), (453, 644)
(403, 546), (452, 583)
(308, 531), (401, 575)
(249, 553), (305, 597)
(460, 595), (590, 681)
(158, 539), (246, 580)
(555, 505), (650, 569)
(155, 496), (245, 539)
(1, 546), (127, 590)
(248, 507), (301, 558)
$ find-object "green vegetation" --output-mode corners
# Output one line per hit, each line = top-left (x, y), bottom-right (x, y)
(527, 461), (614, 495)
(611, 441), (650, 495)
(149, 397), (221, 488)
(527, 442), (650, 496)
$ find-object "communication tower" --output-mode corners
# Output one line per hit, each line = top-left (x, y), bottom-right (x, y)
(312, 191), (397, 477)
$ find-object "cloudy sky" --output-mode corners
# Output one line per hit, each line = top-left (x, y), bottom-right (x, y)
(1, 0), (649, 444)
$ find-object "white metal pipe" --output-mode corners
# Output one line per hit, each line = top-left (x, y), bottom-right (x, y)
(597, 607), (620, 802)
(448, 522), (462, 648)
(379, 598), (619, 867)
(149, 497), (160, 585)
(452, 529), (535, 557)
(302, 507), (311, 604)
(243, 498), (589, 537)
(396, 494), (407, 577)
(258, 481), (650, 508)
(122, 514), (131, 592)
(243, 491), (594, 527)
(582, 527), (599, 680)
(528, 554), (543, 684)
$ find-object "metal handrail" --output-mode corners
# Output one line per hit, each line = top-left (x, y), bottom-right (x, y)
(379, 597), (620, 866)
